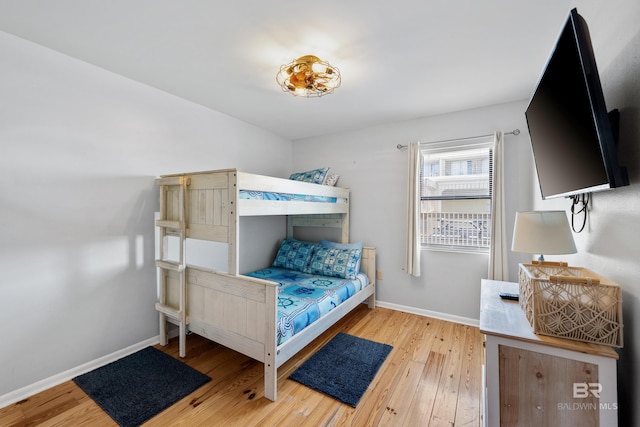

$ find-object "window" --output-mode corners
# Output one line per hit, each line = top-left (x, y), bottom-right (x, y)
(419, 136), (493, 252)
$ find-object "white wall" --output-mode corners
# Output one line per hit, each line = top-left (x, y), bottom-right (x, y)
(0, 31), (291, 399)
(3, 0), (638, 422)
(294, 0), (640, 422)
(533, 0), (640, 424)
(293, 101), (533, 322)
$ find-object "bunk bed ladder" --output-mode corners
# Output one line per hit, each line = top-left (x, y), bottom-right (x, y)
(155, 175), (189, 357)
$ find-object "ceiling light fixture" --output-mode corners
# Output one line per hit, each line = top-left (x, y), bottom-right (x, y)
(276, 55), (341, 97)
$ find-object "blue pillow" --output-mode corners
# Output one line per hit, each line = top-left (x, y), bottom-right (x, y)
(320, 240), (363, 273)
(272, 239), (319, 272)
(305, 246), (362, 279)
(289, 167), (329, 184)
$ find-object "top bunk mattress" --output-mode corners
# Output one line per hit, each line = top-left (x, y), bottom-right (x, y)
(245, 267), (369, 346)
(239, 190), (345, 203)
(235, 170), (349, 216)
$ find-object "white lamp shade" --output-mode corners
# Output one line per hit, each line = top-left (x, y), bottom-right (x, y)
(511, 211), (577, 255)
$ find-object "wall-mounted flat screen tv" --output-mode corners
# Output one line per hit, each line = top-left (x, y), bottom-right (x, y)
(525, 8), (628, 199)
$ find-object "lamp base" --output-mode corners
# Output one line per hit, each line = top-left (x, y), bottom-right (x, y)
(531, 259), (569, 267)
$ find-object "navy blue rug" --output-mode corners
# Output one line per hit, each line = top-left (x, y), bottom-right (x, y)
(289, 332), (393, 407)
(73, 346), (210, 427)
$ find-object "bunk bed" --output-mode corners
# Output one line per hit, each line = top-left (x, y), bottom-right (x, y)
(155, 168), (376, 401)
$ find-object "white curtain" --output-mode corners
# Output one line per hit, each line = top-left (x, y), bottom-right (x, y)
(405, 141), (421, 277)
(488, 131), (509, 280)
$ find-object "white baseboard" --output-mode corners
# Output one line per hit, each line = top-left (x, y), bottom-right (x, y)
(376, 300), (480, 327)
(0, 336), (161, 410)
(1, 304), (477, 410)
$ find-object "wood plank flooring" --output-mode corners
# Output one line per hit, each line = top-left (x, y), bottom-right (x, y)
(0, 306), (484, 426)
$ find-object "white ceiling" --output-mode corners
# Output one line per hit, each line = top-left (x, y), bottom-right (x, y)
(0, 0), (574, 140)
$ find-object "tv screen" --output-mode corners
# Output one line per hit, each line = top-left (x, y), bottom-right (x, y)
(525, 8), (628, 199)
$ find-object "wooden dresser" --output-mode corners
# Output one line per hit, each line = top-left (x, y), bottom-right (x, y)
(479, 279), (618, 427)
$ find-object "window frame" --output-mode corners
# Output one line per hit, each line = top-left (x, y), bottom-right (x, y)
(418, 136), (494, 253)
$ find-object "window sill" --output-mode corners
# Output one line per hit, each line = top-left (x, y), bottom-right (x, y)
(421, 245), (490, 255)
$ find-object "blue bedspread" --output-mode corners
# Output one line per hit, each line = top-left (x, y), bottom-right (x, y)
(239, 190), (337, 203)
(244, 267), (369, 346)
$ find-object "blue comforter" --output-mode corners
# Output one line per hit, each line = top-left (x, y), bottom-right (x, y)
(245, 267), (369, 346)
(239, 190), (337, 203)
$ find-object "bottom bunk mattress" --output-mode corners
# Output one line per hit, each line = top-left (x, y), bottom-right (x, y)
(245, 267), (369, 346)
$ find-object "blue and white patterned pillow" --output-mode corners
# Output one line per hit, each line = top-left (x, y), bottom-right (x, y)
(320, 240), (363, 273)
(323, 173), (340, 186)
(272, 239), (318, 272)
(305, 246), (362, 279)
(289, 167), (329, 184)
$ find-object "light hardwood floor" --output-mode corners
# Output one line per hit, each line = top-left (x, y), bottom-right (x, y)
(0, 306), (484, 426)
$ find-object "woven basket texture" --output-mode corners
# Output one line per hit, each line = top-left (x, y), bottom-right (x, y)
(519, 263), (623, 347)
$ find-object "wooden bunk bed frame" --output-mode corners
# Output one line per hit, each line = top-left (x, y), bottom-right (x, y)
(155, 168), (376, 401)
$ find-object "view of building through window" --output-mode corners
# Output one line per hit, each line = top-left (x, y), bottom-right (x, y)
(420, 137), (493, 251)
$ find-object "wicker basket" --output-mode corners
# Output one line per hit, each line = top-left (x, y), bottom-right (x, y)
(518, 262), (623, 347)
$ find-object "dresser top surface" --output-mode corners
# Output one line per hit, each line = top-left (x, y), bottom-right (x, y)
(479, 279), (618, 359)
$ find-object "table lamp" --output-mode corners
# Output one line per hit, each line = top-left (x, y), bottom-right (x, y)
(511, 211), (577, 261)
